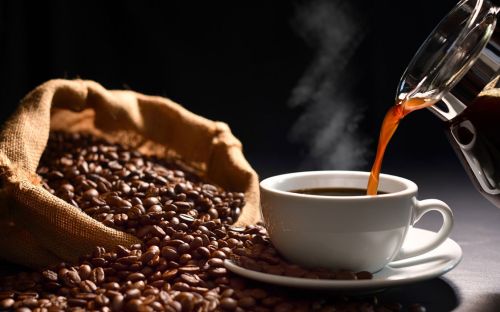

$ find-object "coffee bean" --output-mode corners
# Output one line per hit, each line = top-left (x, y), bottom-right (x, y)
(248, 288), (267, 300)
(209, 267), (227, 277)
(207, 258), (224, 267)
(117, 181), (131, 194)
(178, 266), (200, 274)
(177, 243), (190, 254)
(117, 256), (139, 265)
(79, 280), (97, 292)
(78, 265), (92, 280)
(68, 298), (87, 307)
(124, 298), (143, 312)
(125, 288), (141, 300)
(83, 188), (99, 200)
(336, 271), (358, 280)
(179, 214), (195, 223)
(211, 250), (227, 259)
(220, 297), (238, 310)
(127, 273), (145, 282)
(61, 271), (81, 287)
(108, 161), (123, 171)
(179, 253), (192, 265)
(147, 205), (163, 213)
(196, 246), (210, 258)
(190, 237), (203, 250)
(141, 246), (160, 263)
(162, 269), (178, 281)
(173, 282), (191, 292)
(179, 273), (200, 285)
(95, 294), (110, 307)
(160, 246), (178, 261)
(111, 294), (124, 311)
(0, 298), (14, 309)
(41, 270), (58, 282)
(238, 296), (256, 308)
(356, 271), (373, 280)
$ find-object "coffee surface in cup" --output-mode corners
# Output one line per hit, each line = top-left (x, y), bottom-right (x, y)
(291, 187), (386, 196)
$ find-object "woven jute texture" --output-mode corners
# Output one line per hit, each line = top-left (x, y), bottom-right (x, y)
(0, 79), (260, 269)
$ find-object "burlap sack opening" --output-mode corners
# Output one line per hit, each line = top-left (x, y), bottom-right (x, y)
(0, 79), (260, 269)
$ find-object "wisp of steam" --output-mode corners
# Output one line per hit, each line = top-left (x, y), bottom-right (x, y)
(289, 0), (370, 170)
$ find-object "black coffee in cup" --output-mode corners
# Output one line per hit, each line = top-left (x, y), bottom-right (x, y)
(291, 187), (386, 196)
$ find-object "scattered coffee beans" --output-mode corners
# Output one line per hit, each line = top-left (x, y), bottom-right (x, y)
(0, 132), (426, 311)
(231, 235), (373, 280)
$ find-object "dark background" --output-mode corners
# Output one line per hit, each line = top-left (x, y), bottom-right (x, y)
(5, 2), (500, 311)
(0, 0), (460, 180)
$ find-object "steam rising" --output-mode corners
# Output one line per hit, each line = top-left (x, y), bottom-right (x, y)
(289, 0), (370, 170)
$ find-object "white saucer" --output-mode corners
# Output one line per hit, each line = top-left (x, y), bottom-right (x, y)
(224, 227), (462, 290)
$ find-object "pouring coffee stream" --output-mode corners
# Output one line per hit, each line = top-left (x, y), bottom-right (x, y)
(367, 97), (436, 195)
(367, 0), (500, 203)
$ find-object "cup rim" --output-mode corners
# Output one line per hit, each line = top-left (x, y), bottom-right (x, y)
(259, 170), (418, 200)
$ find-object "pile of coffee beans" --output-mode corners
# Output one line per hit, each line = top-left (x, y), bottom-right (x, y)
(0, 132), (426, 312)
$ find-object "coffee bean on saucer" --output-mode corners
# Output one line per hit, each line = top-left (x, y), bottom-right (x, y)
(356, 271), (373, 280)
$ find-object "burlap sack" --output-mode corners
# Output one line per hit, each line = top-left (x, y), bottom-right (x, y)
(0, 79), (260, 269)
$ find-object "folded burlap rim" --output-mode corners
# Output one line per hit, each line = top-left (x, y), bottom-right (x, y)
(0, 79), (260, 268)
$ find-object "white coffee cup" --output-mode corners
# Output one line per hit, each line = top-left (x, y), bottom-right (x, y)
(259, 171), (454, 273)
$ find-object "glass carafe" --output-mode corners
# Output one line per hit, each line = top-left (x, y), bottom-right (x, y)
(398, 0), (500, 207)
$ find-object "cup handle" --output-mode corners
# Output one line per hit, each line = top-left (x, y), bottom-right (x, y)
(394, 199), (454, 261)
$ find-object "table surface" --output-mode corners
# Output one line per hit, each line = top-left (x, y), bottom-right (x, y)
(1, 164), (499, 312)
(364, 164), (500, 312)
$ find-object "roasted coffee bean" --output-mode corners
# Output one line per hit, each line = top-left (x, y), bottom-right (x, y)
(68, 298), (87, 307)
(177, 266), (200, 274)
(160, 246), (178, 261)
(173, 282), (191, 292)
(41, 270), (58, 282)
(179, 273), (199, 285)
(0, 298), (14, 309)
(238, 296), (257, 309)
(125, 288), (141, 300)
(356, 271), (373, 280)
(90, 268), (105, 284)
(61, 271), (81, 287)
(220, 297), (238, 310)
(162, 269), (178, 281)
(111, 294), (124, 311)
(177, 242), (190, 254)
(83, 188), (99, 200)
(209, 267), (227, 277)
(141, 246), (160, 263)
(127, 273), (145, 282)
(335, 271), (358, 280)
(207, 258), (224, 267)
(79, 280), (97, 292)
(78, 265), (92, 280)
(211, 250), (227, 259)
(195, 246), (210, 258)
